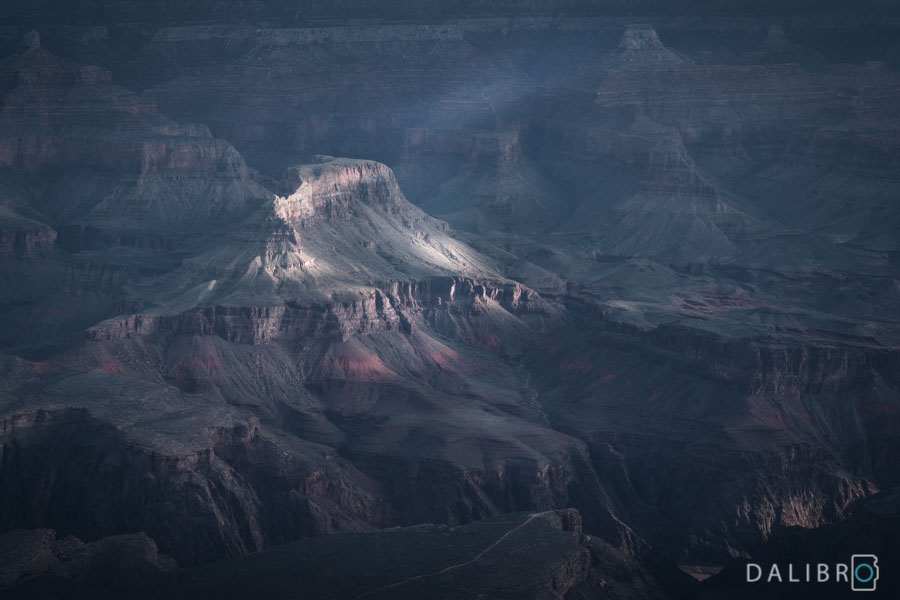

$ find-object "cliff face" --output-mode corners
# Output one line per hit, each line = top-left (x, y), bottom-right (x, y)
(86, 276), (549, 346)
(533, 303), (894, 561)
(0, 211), (56, 262)
(276, 158), (413, 227)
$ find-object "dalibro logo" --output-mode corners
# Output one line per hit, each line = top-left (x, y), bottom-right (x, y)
(746, 554), (879, 592)
(852, 555), (880, 592)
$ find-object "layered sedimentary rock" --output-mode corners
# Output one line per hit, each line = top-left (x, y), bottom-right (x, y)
(0, 32), (236, 176)
(536, 309), (889, 560)
(0, 31), (264, 241)
(0, 209), (56, 262)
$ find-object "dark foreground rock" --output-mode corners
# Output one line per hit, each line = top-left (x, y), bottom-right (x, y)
(0, 509), (694, 600)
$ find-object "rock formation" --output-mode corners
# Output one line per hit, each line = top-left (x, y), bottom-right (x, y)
(0, 8), (898, 600)
(599, 24), (690, 70)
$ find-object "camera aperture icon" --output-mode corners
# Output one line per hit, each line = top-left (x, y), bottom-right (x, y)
(851, 555), (879, 592)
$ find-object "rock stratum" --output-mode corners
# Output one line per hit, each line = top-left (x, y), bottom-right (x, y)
(0, 7), (898, 600)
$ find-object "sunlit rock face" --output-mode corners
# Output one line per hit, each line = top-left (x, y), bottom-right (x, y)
(277, 158), (409, 226)
(0, 3), (899, 599)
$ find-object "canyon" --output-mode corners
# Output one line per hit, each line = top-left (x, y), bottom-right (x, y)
(0, 2), (898, 598)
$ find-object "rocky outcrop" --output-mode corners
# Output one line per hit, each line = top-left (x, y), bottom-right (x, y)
(85, 274), (554, 351)
(0, 31), (112, 88)
(599, 24), (690, 70)
(0, 212), (56, 262)
(0, 528), (58, 590)
(85, 295), (404, 344)
(0, 408), (388, 565)
(0, 527), (174, 591)
(276, 157), (410, 227)
(388, 276), (545, 313)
